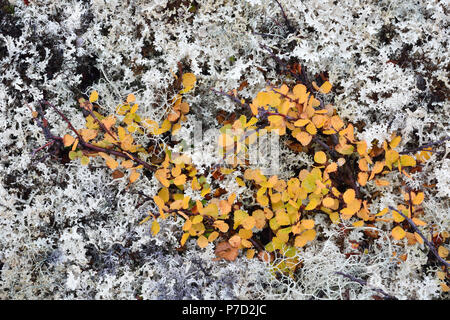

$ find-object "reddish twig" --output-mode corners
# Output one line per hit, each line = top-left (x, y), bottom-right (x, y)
(273, 0), (295, 34)
(31, 100), (156, 172)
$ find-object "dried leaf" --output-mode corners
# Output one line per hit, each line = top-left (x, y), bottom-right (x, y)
(214, 241), (239, 261)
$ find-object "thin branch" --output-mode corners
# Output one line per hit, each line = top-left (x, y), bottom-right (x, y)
(399, 136), (450, 155)
(273, 0), (295, 34)
(32, 101), (157, 172)
(335, 271), (397, 300)
(388, 206), (449, 269)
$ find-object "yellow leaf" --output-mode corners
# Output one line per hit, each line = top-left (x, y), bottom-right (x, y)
(314, 151), (327, 164)
(375, 208), (389, 216)
(305, 197), (319, 210)
(303, 229), (316, 241)
(129, 170), (140, 183)
(182, 73), (196, 88)
(369, 161), (385, 180)
(400, 155), (416, 167)
(343, 189), (355, 204)
(306, 122), (317, 135)
(104, 156), (119, 170)
(130, 103), (138, 114)
(214, 220), (229, 233)
(438, 246), (449, 258)
(242, 216), (256, 230)
(151, 220), (160, 236)
(326, 162), (338, 173)
(352, 220), (364, 227)
(249, 103), (258, 115)
(80, 128), (98, 141)
(292, 84), (308, 104)
(192, 215), (203, 224)
(80, 155), (90, 166)
(412, 192), (424, 205)
(322, 197), (335, 208)
(142, 119), (159, 134)
(294, 119), (310, 127)
(257, 193), (269, 207)
(385, 149), (399, 169)
(173, 174), (186, 186)
(208, 231), (219, 242)
(239, 228), (253, 240)
(197, 235), (209, 248)
(295, 131), (312, 146)
(358, 172), (368, 186)
(330, 116), (344, 131)
(414, 232), (424, 244)
(182, 219), (192, 231)
(359, 158), (369, 171)
(301, 219), (315, 229)
(121, 160), (134, 169)
(155, 169), (170, 187)
(319, 81), (332, 94)
(412, 217), (426, 226)
(275, 209), (291, 226)
(356, 141), (367, 155)
(391, 226), (406, 240)
(294, 235), (308, 248)
(180, 233), (189, 246)
(246, 249), (256, 259)
(89, 90), (98, 103)
(252, 210), (266, 229)
(329, 212), (340, 224)
(389, 136), (401, 149)
(201, 186), (210, 197)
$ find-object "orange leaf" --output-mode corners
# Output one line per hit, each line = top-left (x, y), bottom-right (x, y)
(197, 235), (209, 248)
(343, 189), (356, 204)
(63, 134), (75, 147)
(391, 226), (406, 240)
(127, 93), (136, 103)
(229, 235), (241, 248)
(438, 246), (449, 258)
(129, 170), (140, 183)
(319, 81), (332, 94)
(295, 131), (312, 146)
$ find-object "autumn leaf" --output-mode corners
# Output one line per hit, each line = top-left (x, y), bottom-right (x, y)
(319, 81), (332, 94)
(127, 93), (136, 103)
(438, 246), (449, 258)
(214, 241), (239, 261)
(63, 134), (75, 147)
(129, 170), (140, 183)
(151, 220), (160, 236)
(391, 226), (406, 240)
(80, 155), (90, 166)
(89, 90), (98, 103)
(229, 235), (241, 248)
(173, 174), (187, 186)
(295, 131), (312, 146)
(314, 151), (327, 164)
(197, 235), (209, 248)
